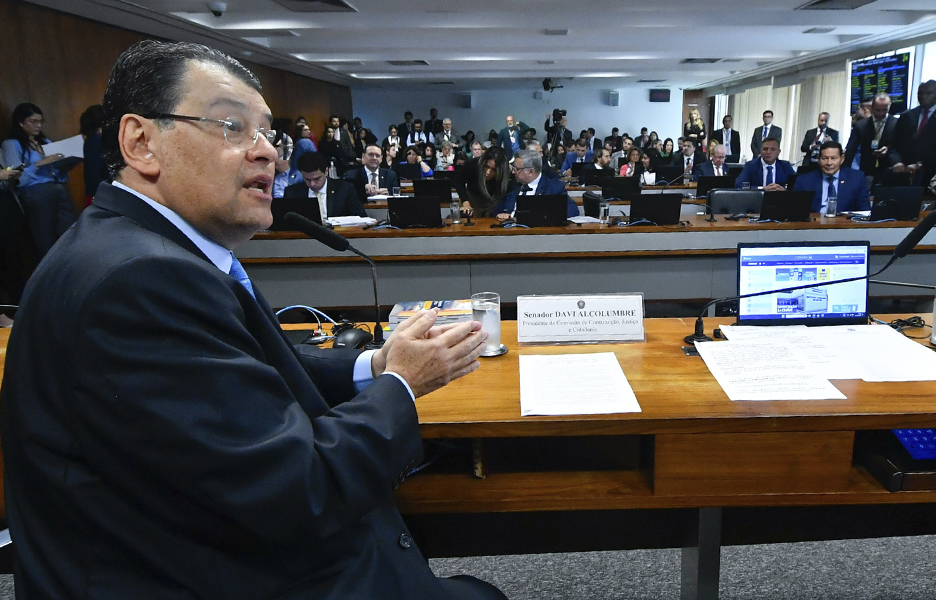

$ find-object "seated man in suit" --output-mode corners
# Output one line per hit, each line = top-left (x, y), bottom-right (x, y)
(751, 110), (782, 157)
(691, 143), (728, 181)
(561, 138), (594, 175)
(578, 147), (613, 185)
(524, 140), (560, 180)
(794, 141), (870, 213)
(344, 144), (400, 203)
(284, 151), (367, 218)
(734, 137), (795, 190)
(799, 112), (839, 172)
(711, 115), (741, 163)
(0, 40), (504, 600)
(436, 118), (460, 146)
(672, 139), (704, 176)
(494, 148), (577, 219)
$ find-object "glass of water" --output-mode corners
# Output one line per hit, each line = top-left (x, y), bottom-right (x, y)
(471, 292), (503, 356)
(392, 187), (401, 196)
(599, 201), (610, 224)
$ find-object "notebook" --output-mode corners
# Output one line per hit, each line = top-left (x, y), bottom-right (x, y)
(269, 196), (322, 231)
(515, 194), (570, 227)
(387, 196), (444, 228)
(736, 241), (870, 326)
(628, 193), (683, 225)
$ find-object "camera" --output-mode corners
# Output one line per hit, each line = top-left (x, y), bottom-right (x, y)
(552, 108), (567, 124)
(207, 1), (227, 17)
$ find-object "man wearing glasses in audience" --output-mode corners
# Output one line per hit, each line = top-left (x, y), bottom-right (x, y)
(0, 40), (503, 600)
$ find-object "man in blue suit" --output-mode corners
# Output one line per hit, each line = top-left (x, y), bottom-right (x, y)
(495, 149), (577, 219)
(794, 141), (870, 213)
(561, 138), (594, 175)
(734, 137), (795, 190)
(497, 115), (529, 156)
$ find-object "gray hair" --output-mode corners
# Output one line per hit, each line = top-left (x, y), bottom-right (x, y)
(514, 149), (543, 174)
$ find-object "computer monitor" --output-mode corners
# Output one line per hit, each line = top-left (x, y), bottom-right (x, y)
(759, 190), (813, 222)
(695, 175), (735, 199)
(269, 196), (322, 231)
(707, 189), (764, 215)
(869, 186), (925, 221)
(736, 241), (870, 326)
(515, 194), (570, 227)
(412, 178), (454, 198)
(601, 176), (641, 200)
(387, 196), (445, 228)
(629, 193), (683, 226)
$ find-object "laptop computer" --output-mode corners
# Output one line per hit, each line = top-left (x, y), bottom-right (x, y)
(736, 241), (870, 326)
(269, 196), (323, 231)
(695, 175), (735, 199)
(581, 169), (616, 187)
(707, 189), (764, 216)
(601, 176), (641, 200)
(629, 193), (683, 225)
(868, 186), (925, 221)
(515, 194), (570, 227)
(570, 162), (587, 177)
(758, 190), (813, 222)
(412, 178), (454, 198)
(387, 196), (445, 228)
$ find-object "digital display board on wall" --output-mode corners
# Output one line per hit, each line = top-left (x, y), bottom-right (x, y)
(850, 52), (911, 115)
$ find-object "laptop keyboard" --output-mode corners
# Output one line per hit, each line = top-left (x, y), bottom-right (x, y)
(892, 429), (936, 460)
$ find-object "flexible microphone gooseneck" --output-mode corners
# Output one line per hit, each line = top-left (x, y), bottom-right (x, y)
(284, 212), (385, 348)
(684, 212), (936, 345)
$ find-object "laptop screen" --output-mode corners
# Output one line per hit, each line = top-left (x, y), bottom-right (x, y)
(736, 241), (870, 326)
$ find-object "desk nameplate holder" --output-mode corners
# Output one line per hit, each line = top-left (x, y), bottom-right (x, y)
(516, 293), (645, 344)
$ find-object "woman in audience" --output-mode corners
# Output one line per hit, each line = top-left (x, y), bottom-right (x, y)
(1, 103), (77, 258)
(383, 125), (401, 152)
(639, 151), (658, 186)
(453, 151), (468, 168)
(645, 131), (659, 150)
(423, 143), (438, 171)
(437, 141), (456, 171)
(684, 108), (706, 149)
(393, 145), (433, 180)
(79, 104), (107, 205)
(291, 122), (317, 171)
(454, 146), (511, 218)
(483, 129), (498, 149)
(353, 127), (371, 160)
(317, 126), (344, 171)
(619, 147), (643, 177)
(549, 143), (566, 171)
(380, 142), (398, 169)
(460, 130), (476, 153)
(660, 138), (675, 161)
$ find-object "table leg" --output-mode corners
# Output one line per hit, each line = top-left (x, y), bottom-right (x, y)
(680, 507), (722, 600)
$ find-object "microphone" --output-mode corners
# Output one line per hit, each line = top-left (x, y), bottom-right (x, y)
(284, 212), (385, 348)
(685, 212), (936, 345)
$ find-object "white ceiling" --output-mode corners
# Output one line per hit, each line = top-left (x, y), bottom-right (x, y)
(24, 0), (936, 92)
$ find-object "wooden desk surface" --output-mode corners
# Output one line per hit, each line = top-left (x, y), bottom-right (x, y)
(414, 318), (936, 439)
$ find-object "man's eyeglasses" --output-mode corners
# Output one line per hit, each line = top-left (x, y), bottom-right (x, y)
(143, 113), (276, 150)
(511, 165), (530, 174)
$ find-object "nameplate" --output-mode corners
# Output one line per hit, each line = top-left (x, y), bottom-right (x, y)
(517, 294), (645, 344)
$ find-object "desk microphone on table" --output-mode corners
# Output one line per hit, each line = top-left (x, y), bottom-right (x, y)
(284, 212), (385, 348)
(684, 209), (936, 345)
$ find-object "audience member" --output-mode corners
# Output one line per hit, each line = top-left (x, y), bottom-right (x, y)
(794, 141), (870, 213)
(470, 141), (484, 158)
(735, 137), (794, 190)
(437, 118), (460, 146)
(799, 112), (838, 171)
(394, 144), (434, 180)
(586, 127), (602, 152)
(639, 152), (658, 186)
(751, 110), (782, 157)
(692, 144), (728, 180)
(425, 108), (443, 136)
(711, 115), (741, 163)
(579, 147), (612, 185)
(483, 129), (498, 149)
(353, 127), (372, 159)
(454, 146), (512, 217)
(660, 138), (675, 161)
(344, 144), (400, 202)
(0, 40), (502, 600)
(844, 92), (897, 188)
(2, 103), (78, 258)
(619, 147), (643, 177)
(494, 149), (576, 220)
(498, 115), (529, 156)
(437, 141), (456, 170)
(544, 113), (573, 155)
(890, 79), (936, 186)
(383, 124), (402, 151)
(328, 115), (355, 160)
(380, 142), (399, 169)
(0, 155), (33, 325)
(561, 138), (594, 175)
(317, 126), (347, 172)
(645, 131), (659, 150)
(404, 119), (432, 148)
(397, 110), (414, 143)
(79, 104), (108, 204)
(454, 151), (468, 167)
(852, 99), (873, 127)
(423, 143), (438, 171)
(604, 127), (622, 152)
(684, 109), (706, 149)
(672, 138), (703, 175)
(284, 151), (365, 218)
(461, 130), (476, 153)
(272, 130), (301, 198)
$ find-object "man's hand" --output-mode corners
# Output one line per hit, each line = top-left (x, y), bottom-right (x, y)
(364, 183), (378, 196)
(373, 309), (487, 398)
(763, 183), (786, 192)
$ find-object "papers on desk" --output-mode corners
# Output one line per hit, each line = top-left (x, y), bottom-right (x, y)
(518, 352), (641, 416)
(568, 216), (601, 224)
(697, 323), (936, 401)
(325, 216), (377, 227)
(368, 194), (389, 200)
(42, 134), (83, 159)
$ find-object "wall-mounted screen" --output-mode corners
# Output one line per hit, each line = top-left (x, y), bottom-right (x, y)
(850, 52), (911, 115)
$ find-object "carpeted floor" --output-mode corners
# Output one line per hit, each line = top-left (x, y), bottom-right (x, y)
(1, 535), (933, 598)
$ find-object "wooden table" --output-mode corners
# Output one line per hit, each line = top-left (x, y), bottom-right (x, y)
(236, 215), (936, 310)
(395, 318), (936, 599)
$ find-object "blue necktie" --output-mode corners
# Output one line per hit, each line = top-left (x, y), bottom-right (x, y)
(228, 254), (255, 299)
(826, 175), (837, 201)
(765, 165), (774, 186)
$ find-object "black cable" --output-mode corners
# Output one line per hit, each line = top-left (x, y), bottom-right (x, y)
(883, 315), (932, 340)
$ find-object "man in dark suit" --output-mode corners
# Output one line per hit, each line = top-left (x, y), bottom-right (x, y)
(561, 138), (595, 175)
(735, 137), (796, 190)
(794, 141), (870, 213)
(889, 79), (936, 186)
(692, 143), (728, 181)
(799, 112), (839, 172)
(425, 107), (444, 137)
(671, 138), (705, 175)
(344, 144), (400, 203)
(285, 151), (367, 218)
(844, 92), (898, 188)
(494, 148), (577, 219)
(328, 114), (356, 160)
(711, 115), (741, 163)
(397, 110), (414, 145)
(578, 147), (613, 185)
(0, 40), (504, 600)
(751, 110), (782, 157)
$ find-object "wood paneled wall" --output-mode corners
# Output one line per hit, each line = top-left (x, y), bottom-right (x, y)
(0, 0), (352, 211)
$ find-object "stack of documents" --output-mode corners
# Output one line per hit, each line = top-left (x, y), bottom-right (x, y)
(326, 216), (377, 227)
(387, 299), (472, 330)
(695, 324), (936, 401)
(519, 352), (642, 416)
